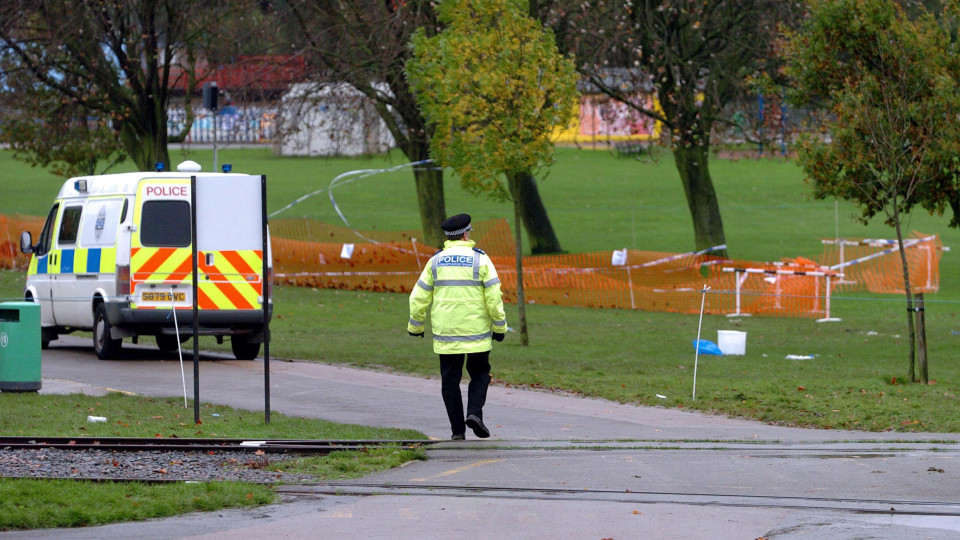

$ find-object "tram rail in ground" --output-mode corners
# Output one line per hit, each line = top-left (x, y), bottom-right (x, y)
(5, 438), (960, 518)
(0, 436), (433, 454)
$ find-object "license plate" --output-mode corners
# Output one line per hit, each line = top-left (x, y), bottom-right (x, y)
(141, 292), (186, 302)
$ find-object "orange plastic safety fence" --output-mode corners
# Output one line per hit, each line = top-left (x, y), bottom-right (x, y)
(1, 212), (942, 319)
(270, 219), (516, 293)
(270, 218), (854, 319)
(817, 232), (942, 294)
(0, 215), (44, 271)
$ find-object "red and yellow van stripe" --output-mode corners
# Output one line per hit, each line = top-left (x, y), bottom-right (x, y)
(130, 247), (263, 310)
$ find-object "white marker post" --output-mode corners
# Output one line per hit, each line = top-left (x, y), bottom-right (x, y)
(611, 249), (634, 309)
(692, 285), (710, 401)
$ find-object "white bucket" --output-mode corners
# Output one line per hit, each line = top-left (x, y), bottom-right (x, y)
(717, 330), (747, 355)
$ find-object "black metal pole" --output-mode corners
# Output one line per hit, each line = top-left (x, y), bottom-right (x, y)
(261, 174), (270, 424)
(191, 175), (200, 424)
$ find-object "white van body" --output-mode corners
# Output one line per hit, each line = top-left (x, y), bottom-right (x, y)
(21, 166), (272, 360)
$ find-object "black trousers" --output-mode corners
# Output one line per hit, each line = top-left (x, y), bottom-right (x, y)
(439, 351), (491, 436)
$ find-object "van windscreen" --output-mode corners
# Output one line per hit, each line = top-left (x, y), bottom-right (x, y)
(141, 200), (191, 247)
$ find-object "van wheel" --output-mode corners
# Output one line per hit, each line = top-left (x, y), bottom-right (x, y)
(93, 304), (122, 360)
(155, 334), (181, 352)
(231, 336), (260, 360)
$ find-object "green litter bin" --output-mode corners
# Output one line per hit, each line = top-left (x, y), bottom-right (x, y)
(0, 302), (41, 392)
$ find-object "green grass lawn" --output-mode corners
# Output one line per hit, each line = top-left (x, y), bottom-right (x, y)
(0, 480), (275, 531)
(4, 146), (960, 433)
(0, 392), (426, 531)
(9, 145), (955, 260)
(0, 391), (426, 440)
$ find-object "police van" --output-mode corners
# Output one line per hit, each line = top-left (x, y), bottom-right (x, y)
(19, 161), (272, 360)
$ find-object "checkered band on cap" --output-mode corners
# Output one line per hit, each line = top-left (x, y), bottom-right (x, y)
(444, 223), (472, 236)
(441, 213), (472, 236)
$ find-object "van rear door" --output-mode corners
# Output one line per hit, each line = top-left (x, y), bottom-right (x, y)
(130, 175), (267, 316)
(130, 179), (194, 311)
(194, 174), (267, 313)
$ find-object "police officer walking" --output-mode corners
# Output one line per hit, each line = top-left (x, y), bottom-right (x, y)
(408, 214), (508, 440)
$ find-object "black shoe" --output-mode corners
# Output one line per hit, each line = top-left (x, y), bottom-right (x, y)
(451, 433), (465, 441)
(465, 415), (490, 438)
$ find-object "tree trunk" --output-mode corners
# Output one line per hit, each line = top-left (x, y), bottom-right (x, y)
(892, 204), (917, 382)
(672, 144), (727, 255)
(915, 293), (928, 383)
(507, 171), (563, 254)
(406, 141), (447, 248)
(413, 167), (447, 249)
(512, 187), (530, 346)
(117, 90), (171, 173)
(119, 122), (169, 173)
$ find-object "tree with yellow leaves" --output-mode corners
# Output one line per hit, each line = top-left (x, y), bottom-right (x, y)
(407, 0), (579, 344)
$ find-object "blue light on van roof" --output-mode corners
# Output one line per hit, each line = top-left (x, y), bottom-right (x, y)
(154, 162), (165, 171)
(221, 164), (232, 173)
(74, 179), (87, 193)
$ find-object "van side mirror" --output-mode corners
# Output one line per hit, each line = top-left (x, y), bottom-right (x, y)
(20, 231), (33, 254)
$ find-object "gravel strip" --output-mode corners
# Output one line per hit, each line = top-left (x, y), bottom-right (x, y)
(0, 448), (316, 483)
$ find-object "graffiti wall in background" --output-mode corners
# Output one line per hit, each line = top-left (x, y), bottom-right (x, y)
(554, 94), (661, 146)
(167, 107), (277, 145)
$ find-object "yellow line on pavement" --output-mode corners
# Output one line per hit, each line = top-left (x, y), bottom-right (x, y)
(47, 378), (138, 396)
(410, 459), (504, 482)
(102, 386), (138, 396)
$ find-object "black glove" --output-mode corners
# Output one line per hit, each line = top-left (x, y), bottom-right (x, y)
(492, 332), (505, 342)
(408, 331), (424, 338)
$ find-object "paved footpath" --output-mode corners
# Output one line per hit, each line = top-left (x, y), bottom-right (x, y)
(5, 336), (960, 539)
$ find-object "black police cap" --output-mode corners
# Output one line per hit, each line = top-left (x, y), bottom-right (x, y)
(441, 214), (472, 236)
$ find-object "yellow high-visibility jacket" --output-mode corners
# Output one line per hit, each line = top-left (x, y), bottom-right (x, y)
(408, 239), (507, 354)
